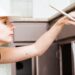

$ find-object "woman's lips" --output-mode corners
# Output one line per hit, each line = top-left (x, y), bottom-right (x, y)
(9, 34), (14, 36)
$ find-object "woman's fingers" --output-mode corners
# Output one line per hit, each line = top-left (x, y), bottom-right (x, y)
(56, 11), (75, 25)
(67, 20), (75, 25)
(56, 16), (75, 26)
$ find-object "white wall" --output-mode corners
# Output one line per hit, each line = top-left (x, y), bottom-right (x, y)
(10, 0), (33, 17)
(33, 0), (50, 18)
(69, 0), (75, 3)
(0, 0), (33, 16)
(0, 0), (10, 16)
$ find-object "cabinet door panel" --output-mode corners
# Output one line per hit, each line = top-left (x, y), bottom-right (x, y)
(14, 23), (48, 41)
(36, 43), (60, 75)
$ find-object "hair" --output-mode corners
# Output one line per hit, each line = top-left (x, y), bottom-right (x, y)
(0, 16), (9, 24)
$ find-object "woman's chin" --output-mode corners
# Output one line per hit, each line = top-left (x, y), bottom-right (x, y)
(6, 39), (13, 43)
(0, 40), (12, 46)
(2, 39), (13, 44)
(6, 37), (13, 43)
(0, 37), (13, 45)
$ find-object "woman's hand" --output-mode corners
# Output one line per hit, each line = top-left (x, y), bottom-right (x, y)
(55, 11), (75, 26)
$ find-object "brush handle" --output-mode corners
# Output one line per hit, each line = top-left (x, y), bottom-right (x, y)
(49, 5), (75, 21)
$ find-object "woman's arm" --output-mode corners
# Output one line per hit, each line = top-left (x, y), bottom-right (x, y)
(0, 15), (75, 63)
(34, 16), (75, 55)
(0, 45), (37, 63)
(0, 21), (64, 63)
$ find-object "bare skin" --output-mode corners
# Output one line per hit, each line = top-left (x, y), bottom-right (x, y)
(0, 12), (75, 64)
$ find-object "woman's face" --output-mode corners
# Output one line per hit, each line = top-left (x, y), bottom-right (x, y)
(0, 17), (15, 44)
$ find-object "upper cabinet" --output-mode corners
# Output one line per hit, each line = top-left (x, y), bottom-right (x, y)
(13, 19), (48, 42)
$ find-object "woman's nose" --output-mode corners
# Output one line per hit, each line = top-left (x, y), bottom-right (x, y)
(9, 23), (15, 31)
(11, 24), (15, 30)
(7, 21), (15, 30)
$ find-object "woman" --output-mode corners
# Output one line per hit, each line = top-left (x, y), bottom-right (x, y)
(0, 16), (16, 75)
(0, 11), (75, 63)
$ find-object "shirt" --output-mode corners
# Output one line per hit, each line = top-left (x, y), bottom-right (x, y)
(0, 43), (16, 75)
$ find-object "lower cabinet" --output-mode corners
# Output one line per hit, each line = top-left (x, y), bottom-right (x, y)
(14, 43), (60, 75)
(35, 43), (60, 75)
(14, 41), (75, 75)
(14, 44), (34, 75)
(16, 59), (32, 75)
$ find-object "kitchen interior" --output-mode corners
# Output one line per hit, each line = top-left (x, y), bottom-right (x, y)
(0, 0), (75, 75)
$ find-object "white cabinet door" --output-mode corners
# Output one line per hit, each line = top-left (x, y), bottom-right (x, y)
(14, 22), (48, 41)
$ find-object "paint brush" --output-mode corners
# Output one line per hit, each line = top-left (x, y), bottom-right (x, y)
(49, 4), (75, 21)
